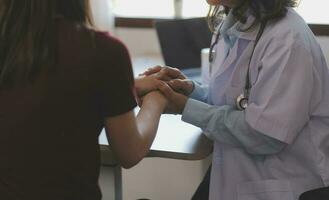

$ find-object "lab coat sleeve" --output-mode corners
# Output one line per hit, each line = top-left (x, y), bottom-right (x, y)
(246, 39), (314, 144)
(182, 98), (286, 155)
(189, 81), (209, 102)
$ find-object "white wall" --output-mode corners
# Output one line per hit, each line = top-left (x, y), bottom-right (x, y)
(122, 157), (211, 200)
(113, 28), (162, 58)
(90, 0), (114, 31)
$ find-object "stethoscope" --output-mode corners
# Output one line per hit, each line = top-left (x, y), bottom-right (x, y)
(208, 21), (267, 111)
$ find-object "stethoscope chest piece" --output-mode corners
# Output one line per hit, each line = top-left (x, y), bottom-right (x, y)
(236, 94), (248, 110)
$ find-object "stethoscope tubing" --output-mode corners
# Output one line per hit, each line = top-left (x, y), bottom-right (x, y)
(208, 20), (267, 110)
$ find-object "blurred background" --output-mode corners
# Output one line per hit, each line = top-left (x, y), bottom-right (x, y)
(90, 0), (329, 60)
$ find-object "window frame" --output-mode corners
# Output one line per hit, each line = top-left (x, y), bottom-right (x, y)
(114, 17), (329, 36)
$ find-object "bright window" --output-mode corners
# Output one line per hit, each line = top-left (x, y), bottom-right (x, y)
(112, 0), (174, 18)
(112, 0), (209, 18)
(295, 0), (329, 24)
(181, 0), (209, 18)
(112, 0), (329, 24)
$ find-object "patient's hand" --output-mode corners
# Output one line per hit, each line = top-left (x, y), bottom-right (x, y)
(135, 75), (161, 97)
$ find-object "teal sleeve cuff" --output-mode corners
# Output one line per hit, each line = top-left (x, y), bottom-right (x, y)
(182, 99), (286, 154)
(182, 99), (208, 126)
(189, 82), (209, 102)
(181, 98), (215, 139)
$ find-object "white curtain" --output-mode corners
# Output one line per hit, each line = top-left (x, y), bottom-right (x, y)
(90, 0), (114, 31)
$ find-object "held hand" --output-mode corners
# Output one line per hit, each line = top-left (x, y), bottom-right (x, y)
(135, 75), (161, 97)
(135, 75), (162, 107)
(142, 90), (168, 111)
(157, 82), (188, 114)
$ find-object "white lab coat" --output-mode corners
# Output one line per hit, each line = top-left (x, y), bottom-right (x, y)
(208, 8), (329, 200)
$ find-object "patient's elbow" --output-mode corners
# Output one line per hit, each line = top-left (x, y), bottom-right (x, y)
(120, 158), (141, 169)
(117, 151), (144, 169)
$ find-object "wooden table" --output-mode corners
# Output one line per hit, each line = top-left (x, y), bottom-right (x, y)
(98, 56), (213, 200)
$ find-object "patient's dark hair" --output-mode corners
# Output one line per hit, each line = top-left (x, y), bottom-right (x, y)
(0, 0), (92, 87)
(207, 0), (299, 32)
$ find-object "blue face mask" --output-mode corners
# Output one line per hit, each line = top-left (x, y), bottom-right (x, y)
(224, 34), (238, 48)
(219, 10), (238, 49)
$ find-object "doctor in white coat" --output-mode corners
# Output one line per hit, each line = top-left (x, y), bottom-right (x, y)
(142, 0), (329, 199)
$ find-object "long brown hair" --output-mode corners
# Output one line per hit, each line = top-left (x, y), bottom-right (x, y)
(0, 0), (92, 88)
(207, 0), (299, 32)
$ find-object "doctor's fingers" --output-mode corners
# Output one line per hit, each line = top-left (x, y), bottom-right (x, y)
(157, 81), (176, 100)
(168, 79), (194, 96)
(140, 65), (162, 76)
(157, 81), (188, 114)
(155, 67), (186, 80)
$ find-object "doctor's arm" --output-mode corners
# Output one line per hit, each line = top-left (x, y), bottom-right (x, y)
(158, 84), (285, 156)
(182, 99), (286, 155)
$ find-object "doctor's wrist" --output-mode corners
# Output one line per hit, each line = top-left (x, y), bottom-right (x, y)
(189, 81), (195, 95)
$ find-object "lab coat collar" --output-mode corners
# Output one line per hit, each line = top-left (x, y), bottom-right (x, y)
(226, 13), (260, 41)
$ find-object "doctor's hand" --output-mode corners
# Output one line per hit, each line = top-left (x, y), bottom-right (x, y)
(167, 79), (194, 96)
(141, 66), (186, 81)
(141, 66), (194, 96)
(157, 82), (188, 115)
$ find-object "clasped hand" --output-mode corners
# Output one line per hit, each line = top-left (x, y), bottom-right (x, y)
(135, 66), (194, 114)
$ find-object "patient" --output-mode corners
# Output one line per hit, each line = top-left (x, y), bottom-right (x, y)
(0, 0), (166, 199)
